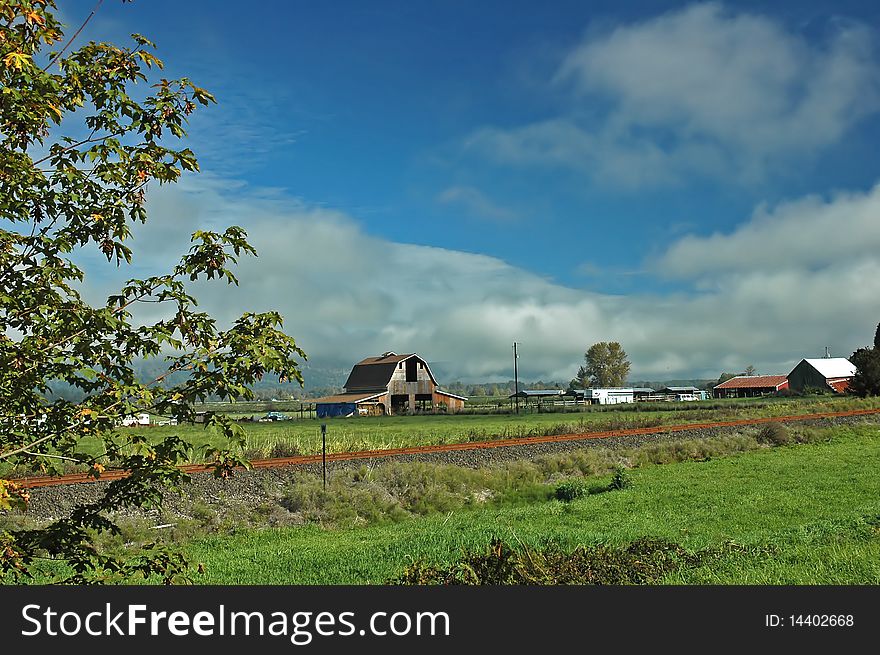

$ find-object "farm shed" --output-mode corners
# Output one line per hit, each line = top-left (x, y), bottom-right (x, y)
(508, 389), (566, 409)
(786, 358), (856, 393)
(657, 386), (706, 401)
(713, 375), (789, 399)
(312, 352), (467, 417)
(582, 388), (635, 405)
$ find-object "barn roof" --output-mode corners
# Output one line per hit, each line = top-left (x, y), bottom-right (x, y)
(714, 375), (788, 390)
(343, 352), (439, 390)
(798, 358), (856, 379)
(436, 389), (468, 401)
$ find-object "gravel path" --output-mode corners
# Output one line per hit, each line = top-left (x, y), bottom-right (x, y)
(19, 414), (878, 522)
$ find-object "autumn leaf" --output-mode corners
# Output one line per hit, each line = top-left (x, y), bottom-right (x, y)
(0, 479), (29, 511)
(3, 52), (31, 70)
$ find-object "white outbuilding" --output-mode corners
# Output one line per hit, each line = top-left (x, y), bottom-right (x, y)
(582, 388), (635, 405)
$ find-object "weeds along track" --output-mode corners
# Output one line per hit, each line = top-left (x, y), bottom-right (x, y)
(16, 408), (880, 489)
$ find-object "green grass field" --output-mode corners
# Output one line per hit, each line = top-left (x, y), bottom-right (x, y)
(185, 424), (880, 584)
(134, 395), (880, 459)
(4, 396), (879, 479)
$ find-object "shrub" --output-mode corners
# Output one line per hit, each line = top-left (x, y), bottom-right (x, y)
(390, 537), (703, 585)
(756, 423), (792, 446)
(554, 479), (589, 502)
(790, 427), (826, 444)
(609, 466), (632, 490)
(269, 441), (301, 458)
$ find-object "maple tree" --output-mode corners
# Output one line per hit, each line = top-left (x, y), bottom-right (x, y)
(0, 0), (305, 582)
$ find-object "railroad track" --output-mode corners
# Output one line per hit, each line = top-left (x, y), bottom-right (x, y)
(15, 407), (880, 489)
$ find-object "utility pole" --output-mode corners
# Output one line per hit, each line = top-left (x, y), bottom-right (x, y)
(513, 341), (519, 415)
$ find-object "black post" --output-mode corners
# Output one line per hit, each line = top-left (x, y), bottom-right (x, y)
(513, 341), (519, 415)
(321, 423), (327, 490)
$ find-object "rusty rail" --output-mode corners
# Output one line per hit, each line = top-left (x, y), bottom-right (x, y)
(15, 407), (880, 489)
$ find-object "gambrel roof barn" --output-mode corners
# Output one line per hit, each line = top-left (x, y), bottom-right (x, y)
(313, 352), (467, 417)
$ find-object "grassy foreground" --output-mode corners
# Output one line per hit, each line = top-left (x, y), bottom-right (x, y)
(187, 424), (880, 584)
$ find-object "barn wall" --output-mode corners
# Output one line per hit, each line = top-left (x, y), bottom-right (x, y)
(433, 392), (465, 412)
(788, 361), (829, 392)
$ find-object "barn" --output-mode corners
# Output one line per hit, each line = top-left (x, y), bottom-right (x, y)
(313, 352), (467, 417)
(787, 358), (856, 393)
(713, 375), (789, 398)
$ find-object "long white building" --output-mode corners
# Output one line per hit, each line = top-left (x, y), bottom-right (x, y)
(582, 388), (635, 405)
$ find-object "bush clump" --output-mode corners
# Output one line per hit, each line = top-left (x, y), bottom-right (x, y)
(609, 466), (632, 490)
(391, 537), (703, 585)
(756, 423), (792, 446)
(554, 479), (589, 502)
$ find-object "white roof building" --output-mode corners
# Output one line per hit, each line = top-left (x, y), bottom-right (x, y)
(787, 357), (856, 393)
(800, 358), (857, 379)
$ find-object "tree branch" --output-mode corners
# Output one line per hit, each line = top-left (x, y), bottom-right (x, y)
(42, 0), (106, 72)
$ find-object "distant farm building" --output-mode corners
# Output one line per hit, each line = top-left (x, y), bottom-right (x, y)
(713, 375), (789, 398)
(787, 358), (856, 393)
(312, 352), (467, 417)
(657, 386), (708, 401)
(567, 386), (703, 404)
(508, 389), (567, 410)
(582, 388), (635, 405)
(508, 389), (566, 400)
(120, 413), (150, 427)
(632, 387), (655, 400)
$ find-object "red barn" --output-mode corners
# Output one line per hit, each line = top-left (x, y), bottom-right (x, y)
(713, 375), (789, 398)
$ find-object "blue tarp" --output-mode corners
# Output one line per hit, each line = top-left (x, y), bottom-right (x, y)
(316, 403), (357, 418)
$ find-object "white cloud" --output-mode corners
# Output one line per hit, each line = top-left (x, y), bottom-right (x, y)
(467, 2), (880, 187)
(74, 175), (880, 384)
(657, 182), (880, 277)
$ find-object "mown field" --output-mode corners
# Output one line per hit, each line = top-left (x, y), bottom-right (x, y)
(185, 424), (880, 584)
(128, 395), (880, 459)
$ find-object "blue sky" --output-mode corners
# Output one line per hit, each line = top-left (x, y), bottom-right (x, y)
(65, 0), (880, 383)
